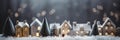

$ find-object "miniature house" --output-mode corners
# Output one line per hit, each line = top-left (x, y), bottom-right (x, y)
(72, 22), (92, 36)
(15, 22), (24, 37)
(101, 17), (116, 36)
(30, 18), (42, 37)
(15, 21), (30, 37)
(60, 20), (72, 37)
(50, 23), (61, 36)
(22, 21), (29, 37)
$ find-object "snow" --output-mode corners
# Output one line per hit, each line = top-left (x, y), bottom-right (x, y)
(0, 35), (120, 40)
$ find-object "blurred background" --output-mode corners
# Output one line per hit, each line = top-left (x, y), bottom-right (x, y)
(0, 0), (120, 34)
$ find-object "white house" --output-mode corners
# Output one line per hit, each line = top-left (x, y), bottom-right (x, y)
(72, 22), (92, 36)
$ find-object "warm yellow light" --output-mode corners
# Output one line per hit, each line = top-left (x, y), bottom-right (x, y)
(37, 27), (41, 30)
(99, 33), (102, 35)
(105, 32), (108, 35)
(76, 31), (79, 34)
(36, 32), (39, 37)
(67, 30), (70, 32)
(110, 27), (113, 29)
(80, 31), (84, 34)
(62, 30), (64, 32)
(98, 27), (101, 31)
(111, 32), (114, 36)
(65, 24), (68, 27)
(17, 34), (20, 37)
(105, 26), (108, 30)
(107, 22), (111, 25)
(25, 28), (28, 30)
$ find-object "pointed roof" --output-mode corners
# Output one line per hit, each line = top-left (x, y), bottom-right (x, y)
(2, 17), (15, 37)
(61, 20), (72, 29)
(101, 17), (116, 28)
(30, 18), (42, 27)
(24, 21), (29, 27)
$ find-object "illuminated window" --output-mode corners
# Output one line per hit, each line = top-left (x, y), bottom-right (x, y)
(80, 31), (84, 34)
(65, 24), (68, 27)
(36, 32), (39, 37)
(17, 34), (20, 37)
(111, 32), (114, 36)
(37, 27), (41, 30)
(105, 32), (108, 35)
(110, 27), (113, 29)
(105, 26), (108, 30)
(25, 27), (28, 31)
(62, 30), (64, 32)
(67, 30), (70, 32)
(76, 31), (79, 34)
(107, 22), (111, 25)
(98, 27), (101, 31)
(99, 33), (102, 35)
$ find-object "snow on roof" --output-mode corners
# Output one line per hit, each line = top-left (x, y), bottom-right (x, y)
(16, 22), (25, 27)
(101, 17), (116, 28)
(50, 23), (61, 29)
(73, 23), (91, 31)
(61, 20), (72, 29)
(24, 22), (29, 27)
(97, 21), (102, 28)
(30, 18), (42, 27)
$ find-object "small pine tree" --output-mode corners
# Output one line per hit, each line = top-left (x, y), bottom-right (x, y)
(91, 20), (99, 35)
(2, 17), (15, 37)
(40, 18), (50, 37)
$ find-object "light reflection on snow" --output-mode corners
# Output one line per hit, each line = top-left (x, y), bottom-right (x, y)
(0, 36), (120, 40)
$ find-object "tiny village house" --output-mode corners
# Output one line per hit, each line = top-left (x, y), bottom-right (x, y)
(15, 21), (29, 37)
(97, 17), (116, 36)
(30, 18), (42, 37)
(60, 20), (72, 37)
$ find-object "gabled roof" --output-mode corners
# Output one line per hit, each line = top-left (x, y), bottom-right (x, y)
(30, 18), (42, 27)
(101, 17), (116, 28)
(50, 23), (61, 29)
(24, 22), (29, 27)
(97, 21), (102, 28)
(61, 20), (72, 29)
(73, 22), (91, 31)
(16, 22), (24, 27)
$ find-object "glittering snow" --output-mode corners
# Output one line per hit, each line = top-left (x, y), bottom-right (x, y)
(0, 35), (120, 40)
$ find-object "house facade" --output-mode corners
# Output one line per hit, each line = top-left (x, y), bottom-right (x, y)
(30, 18), (42, 37)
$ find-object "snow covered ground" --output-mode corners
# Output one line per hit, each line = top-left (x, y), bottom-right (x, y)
(0, 34), (120, 40)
